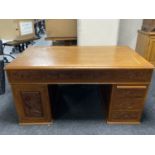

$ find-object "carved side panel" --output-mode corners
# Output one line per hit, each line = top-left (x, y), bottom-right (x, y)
(11, 84), (52, 124)
(21, 91), (43, 117)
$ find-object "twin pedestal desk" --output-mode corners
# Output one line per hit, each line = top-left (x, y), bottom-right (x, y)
(6, 46), (154, 125)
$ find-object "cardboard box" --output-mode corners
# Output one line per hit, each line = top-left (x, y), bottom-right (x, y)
(45, 19), (77, 37)
(0, 19), (35, 40)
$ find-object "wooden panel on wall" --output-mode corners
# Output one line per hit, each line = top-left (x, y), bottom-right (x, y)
(45, 19), (77, 37)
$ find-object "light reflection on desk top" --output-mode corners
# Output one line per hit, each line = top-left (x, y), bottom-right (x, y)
(6, 46), (154, 70)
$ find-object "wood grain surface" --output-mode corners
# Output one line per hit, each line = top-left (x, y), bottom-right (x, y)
(6, 46), (154, 125)
(5, 46), (154, 70)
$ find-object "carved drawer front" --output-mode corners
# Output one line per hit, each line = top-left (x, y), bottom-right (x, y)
(109, 111), (141, 122)
(11, 84), (52, 124)
(7, 69), (153, 84)
(113, 86), (147, 98)
(111, 98), (145, 111)
(110, 85), (147, 111)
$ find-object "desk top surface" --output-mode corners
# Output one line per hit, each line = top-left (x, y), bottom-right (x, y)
(6, 46), (154, 70)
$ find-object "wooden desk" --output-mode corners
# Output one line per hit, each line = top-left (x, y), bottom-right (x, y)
(5, 46), (154, 125)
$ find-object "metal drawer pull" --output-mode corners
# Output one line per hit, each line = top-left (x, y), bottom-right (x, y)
(117, 86), (147, 89)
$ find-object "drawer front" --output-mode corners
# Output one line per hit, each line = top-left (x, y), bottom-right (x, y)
(109, 111), (141, 122)
(7, 69), (153, 84)
(110, 85), (147, 111)
(113, 86), (147, 98)
(111, 98), (145, 111)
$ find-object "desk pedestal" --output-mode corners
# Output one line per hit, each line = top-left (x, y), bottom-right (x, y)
(105, 85), (148, 124)
(11, 84), (52, 125)
(11, 83), (148, 125)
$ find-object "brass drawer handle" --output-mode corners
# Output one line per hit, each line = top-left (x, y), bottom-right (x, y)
(117, 86), (147, 89)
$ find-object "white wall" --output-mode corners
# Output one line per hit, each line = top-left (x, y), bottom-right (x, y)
(77, 19), (120, 46)
(117, 19), (143, 49)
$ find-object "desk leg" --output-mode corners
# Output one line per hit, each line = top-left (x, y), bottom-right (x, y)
(11, 84), (52, 125)
(106, 84), (148, 124)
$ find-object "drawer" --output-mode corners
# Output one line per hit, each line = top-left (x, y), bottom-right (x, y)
(110, 98), (144, 111)
(109, 85), (147, 111)
(113, 85), (147, 98)
(109, 111), (141, 122)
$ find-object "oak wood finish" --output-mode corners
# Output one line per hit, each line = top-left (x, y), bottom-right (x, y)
(6, 46), (153, 70)
(7, 69), (153, 84)
(107, 84), (148, 124)
(136, 30), (155, 66)
(11, 84), (52, 125)
(6, 46), (154, 125)
(21, 91), (43, 117)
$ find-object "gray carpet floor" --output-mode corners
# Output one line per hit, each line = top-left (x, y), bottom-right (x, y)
(0, 38), (155, 135)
